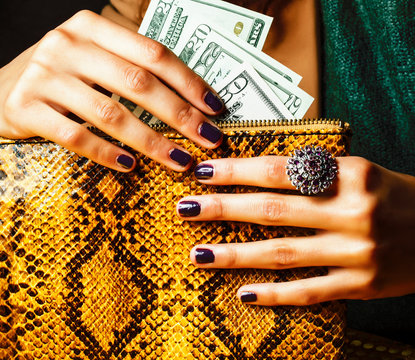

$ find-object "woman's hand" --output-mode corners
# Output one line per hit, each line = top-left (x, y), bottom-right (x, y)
(177, 156), (415, 305)
(0, 10), (223, 172)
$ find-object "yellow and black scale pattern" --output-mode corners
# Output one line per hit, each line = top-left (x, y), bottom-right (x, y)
(0, 126), (348, 359)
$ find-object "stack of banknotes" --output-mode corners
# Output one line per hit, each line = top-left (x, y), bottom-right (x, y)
(114, 0), (314, 125)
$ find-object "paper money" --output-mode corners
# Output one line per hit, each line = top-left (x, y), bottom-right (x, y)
(139, 0), (273, 55)
(188, 29), (313, 118)
(138, 0), (301, 84)
(118, 0), (277, 126)
(115, 0), (314, 124)
(213, 62), (292, 122)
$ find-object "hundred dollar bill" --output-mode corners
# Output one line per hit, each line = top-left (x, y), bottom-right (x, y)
(139, 0), (273, 54)
(188, 29), (313, 118)
(213, 62), (292, 122)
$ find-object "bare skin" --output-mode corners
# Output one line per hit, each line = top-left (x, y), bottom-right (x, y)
(179, 156), (415, 305)
(0, 10), (224, 172)
(105, 0), (320, 116)
(3, 1), (415, 306)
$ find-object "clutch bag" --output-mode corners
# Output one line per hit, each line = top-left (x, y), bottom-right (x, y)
(0, 119), (350, 359)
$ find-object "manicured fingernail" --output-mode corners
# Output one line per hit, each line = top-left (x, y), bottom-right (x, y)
(116, 154), (135, 169)
(194, 164), (214, 179)
(195, 248), (215, 264)
(204, 91), (223, 112)
(178, 201), (201, 217)
(240, 291), (257, 303)
(169, 149), (192, 167)
(199, 122), (222, 144)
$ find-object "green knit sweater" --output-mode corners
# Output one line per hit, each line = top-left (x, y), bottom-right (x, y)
(320, 0), (415, 175)
(319, 1), (415, 344)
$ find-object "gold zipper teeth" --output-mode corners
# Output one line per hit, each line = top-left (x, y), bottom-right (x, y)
(0, 119), (346, 144)
(153, 118), (344, 132)
(216, 118), (342, 129)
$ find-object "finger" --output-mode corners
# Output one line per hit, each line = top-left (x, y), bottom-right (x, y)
(40, 73), (194, 171)
(194, 155), (342, 192)
(194, 156), (295, 188)
(60, 11), (224, 115)
(190, 233), (373, 269)
(20, 102), (138, 172)
(68, 43), (222, 148)
(177, 193), (336, 229)
(236, 269), (352, 306)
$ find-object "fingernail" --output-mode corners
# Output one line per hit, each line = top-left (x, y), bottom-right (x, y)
(240, 291), (257, 303)
(178, 201), (201, 217)
(195, 248), (215, 264)
(116, 154), (135, 169)
(194, 164), (214, 179)
(199, 122), (222, 144)
(169, 149), (192, 167)
(204, 91), (223, 112)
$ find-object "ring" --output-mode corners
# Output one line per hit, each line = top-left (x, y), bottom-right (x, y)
(286, 145), (338, 195)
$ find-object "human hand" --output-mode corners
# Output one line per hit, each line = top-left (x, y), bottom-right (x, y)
(177, 156), (415, 305)
(0, 10), (223, 172)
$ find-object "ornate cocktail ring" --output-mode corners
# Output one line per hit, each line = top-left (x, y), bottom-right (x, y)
(286, 145), (338, 195)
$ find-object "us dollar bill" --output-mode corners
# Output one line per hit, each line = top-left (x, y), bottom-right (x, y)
(139, 0), (273, 54)
(213, 62), (292, 122)
(188, 29), (313, 118)
(122, 0), (277, 126)
(138, 0), (302, 85)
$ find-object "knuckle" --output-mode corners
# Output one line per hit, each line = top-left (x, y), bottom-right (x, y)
(69, 10), (96, 29)
(176, 104), (196, 128)
(224, 246), (238, 268)
(210, 197), (225, 220)
(3, 97), (15, 120)
(265, 157), (284, 183)
(358, 240), (378, 266)
(295, 284), (320, 306)
(350, 157), (383, 192)
(223, 161), (235, 182)
(185, 73), (205, 93)
(4, 86), (24, 114)
(36, 29), (72, 57)
(261, 197), (286, 224)
(95, 100), (124, 126)
(140, 132), (163, 156)
(359, 271), (383, 300)
(56, 126), (85, 148)
(124, 67), (151, 92)
(269, 289), (280, 305)
(349, 195), (379, 235)
(90, 142), (113, 165)
(5, 63), (47, 111)
(144, 40), (168, 63)
(271, 242), (297, 268)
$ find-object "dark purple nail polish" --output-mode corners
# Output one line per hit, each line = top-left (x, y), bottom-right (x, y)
(199, 122), (222, 144)
(204, 91), (223, 112)
(116, 154), (135, 169)
(240, 291), (257, 303)
(195, 164), (214, 179)
(195, 248), (215, 264)
(169, 149), (192, 167)
(178, 201), (201, 217)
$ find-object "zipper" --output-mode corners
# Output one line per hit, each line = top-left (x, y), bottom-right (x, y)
(152, 118), (345, 133)
(0, 119), (346, 144)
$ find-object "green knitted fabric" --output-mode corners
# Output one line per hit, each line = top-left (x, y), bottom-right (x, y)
(320, 0), (415, 175)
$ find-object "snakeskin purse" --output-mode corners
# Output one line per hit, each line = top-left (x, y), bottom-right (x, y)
(0, 119), (349, 359)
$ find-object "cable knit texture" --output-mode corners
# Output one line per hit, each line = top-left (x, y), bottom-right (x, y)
(320, 0), (415, 175)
